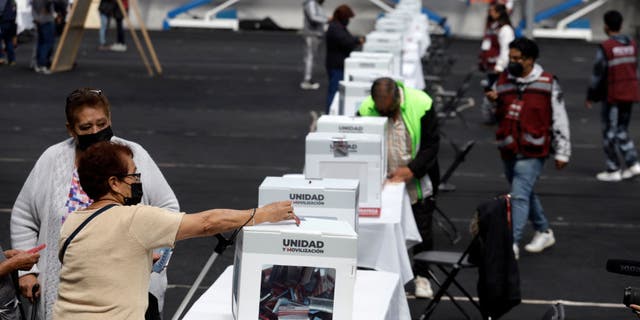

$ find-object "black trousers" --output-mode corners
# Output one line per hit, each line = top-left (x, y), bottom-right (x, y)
(411, 196), (435, 277)
(145, 293), (161, 320)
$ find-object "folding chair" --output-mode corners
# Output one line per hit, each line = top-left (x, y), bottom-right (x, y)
(433, 70), (476, 127)
(438, 138), (475, 192)
(414, 235), (481, 320)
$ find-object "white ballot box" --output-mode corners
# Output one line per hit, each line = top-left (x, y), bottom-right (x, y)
(316, 115), (388, 183)
(344, 55), (395, 82)
(375, 17), (409, 34)
(232, 219), (358, 320)
(338, 81), (371, 116)
(305, 132), (383, 217)
(363, 37), (403, 78)
(258, 176), (359, 231)
(347, 71), (391, 85)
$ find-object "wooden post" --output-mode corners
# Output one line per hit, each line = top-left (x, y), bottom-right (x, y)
(115, 0), (154, 76)
(49, 0), (162, 75)
(50, 0), (92, 72)
(129, 0), (162, 74)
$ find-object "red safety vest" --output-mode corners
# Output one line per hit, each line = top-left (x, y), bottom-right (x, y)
(479, 22), (500, 72)
(495, 71), (554, 159)
(602, 38), (640, 103)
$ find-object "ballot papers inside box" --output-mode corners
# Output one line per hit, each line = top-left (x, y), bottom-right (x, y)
(316, 115), (388, 183)
(232, 219), (357, 320)
(258, 176), (359, 231)
(305, 132), (383, 217)
(338, 81), (370, 116)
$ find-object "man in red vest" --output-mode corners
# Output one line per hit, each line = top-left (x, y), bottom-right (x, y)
(486, 37), (571, 259)
(586, 10), (640, 182)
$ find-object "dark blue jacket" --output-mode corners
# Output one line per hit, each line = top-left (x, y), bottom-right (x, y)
(325, 20), (360, 70)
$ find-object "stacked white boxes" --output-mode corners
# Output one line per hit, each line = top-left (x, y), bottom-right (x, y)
(316, 115), (388, 185)
(258, 176), (360, 231)
(344, 53), (395, 81)
(305, 132), (384, 217)
(338, 52), (396, 116)
(375, 18), (409, 34)
(363, 32), (403, 78)
(338, 81), (371, 116)
(232, 219), (358, 320)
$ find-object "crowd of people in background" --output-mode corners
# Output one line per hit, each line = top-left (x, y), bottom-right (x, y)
(0, 0), (128, 73)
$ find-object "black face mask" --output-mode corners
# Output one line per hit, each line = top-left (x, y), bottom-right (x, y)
(123, 182), (143, 206)
(76, 126), (113, 150)
(507, 62), (524, 78)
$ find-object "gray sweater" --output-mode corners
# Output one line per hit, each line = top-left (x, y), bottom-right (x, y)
(302, 0), (327, 37)
(11, 137), (179, 320)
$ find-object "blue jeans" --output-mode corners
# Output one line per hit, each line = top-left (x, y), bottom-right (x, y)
(99, 13), (110, 45)
(36, 21), (54, 67)
(0, 22), (16, 63)
(601, 102), (638, 171)
(503, 157), (549, 244)
(326, 68), (343, 114)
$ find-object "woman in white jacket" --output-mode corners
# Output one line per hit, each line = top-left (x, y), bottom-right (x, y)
(479, 3), (515, 124)
(10, 88), (179, 320)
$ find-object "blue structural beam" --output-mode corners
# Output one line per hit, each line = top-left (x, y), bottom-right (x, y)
(515, 0), (584, 37)
(163, 0), (212, 30)
(421, 7), (451, 36)
(163, 0), (237, 30)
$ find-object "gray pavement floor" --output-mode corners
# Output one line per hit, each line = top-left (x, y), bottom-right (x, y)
(0, 28), (639, 320)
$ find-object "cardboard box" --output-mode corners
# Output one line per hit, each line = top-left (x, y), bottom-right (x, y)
(316, 115), (388, 184)
(305, 132), (383, 217)
(337, 81), (371, 116)
(258, 176), (360, 231)
(232, 219), (358, 320)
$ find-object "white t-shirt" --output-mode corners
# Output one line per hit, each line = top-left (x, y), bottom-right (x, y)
(495, 24), (515, 72)
(54, 205), (184, 319)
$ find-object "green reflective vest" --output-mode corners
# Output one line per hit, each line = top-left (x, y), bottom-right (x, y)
(358, 81), (433, 199)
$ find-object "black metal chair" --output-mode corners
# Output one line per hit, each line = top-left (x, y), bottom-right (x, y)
(415, 235), (481, 320)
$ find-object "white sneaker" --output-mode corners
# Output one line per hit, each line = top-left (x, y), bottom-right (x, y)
(300, 81), (320, 90)
(596, 170), (622, 182)
(622, 163), (640, 179)
(414, 275), (434, 299)
(512, 243), (519, 260)
(35, 66), (51, 75)
(110, 43), (127, 52)
(524, 229), (555, 253)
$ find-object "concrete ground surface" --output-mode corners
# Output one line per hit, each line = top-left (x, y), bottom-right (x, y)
(0, 29), (638, 320)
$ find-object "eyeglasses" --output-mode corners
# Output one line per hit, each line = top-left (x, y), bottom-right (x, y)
(67, 89), (103, 104)
(119, 173), (141, 182)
